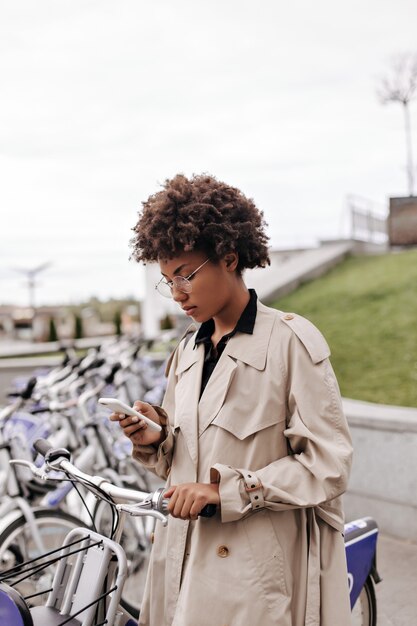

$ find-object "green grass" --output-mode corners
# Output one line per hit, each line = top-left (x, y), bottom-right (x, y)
(271, 249), (417, 407)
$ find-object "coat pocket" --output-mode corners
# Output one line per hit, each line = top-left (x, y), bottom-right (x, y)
(211, 405), (286, 441)
(242, 509), (289, 609)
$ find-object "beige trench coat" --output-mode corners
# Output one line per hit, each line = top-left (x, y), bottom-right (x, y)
(134, 300), (353, 626)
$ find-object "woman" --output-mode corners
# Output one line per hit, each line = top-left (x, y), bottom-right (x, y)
(111, 173), (353, 626)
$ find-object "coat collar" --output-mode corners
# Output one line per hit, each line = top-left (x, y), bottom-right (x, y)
(224, 301), (276, 370)
(175, 300), (277, 375)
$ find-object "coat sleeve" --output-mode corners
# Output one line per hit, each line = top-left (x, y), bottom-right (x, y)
(131, 339), (181, 480)
(211, 328), (353, 524)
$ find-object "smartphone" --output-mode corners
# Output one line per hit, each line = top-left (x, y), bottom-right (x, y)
(98, 397), (162, 432)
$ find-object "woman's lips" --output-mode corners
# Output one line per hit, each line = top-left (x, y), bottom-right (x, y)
(183, 306), (197, 316)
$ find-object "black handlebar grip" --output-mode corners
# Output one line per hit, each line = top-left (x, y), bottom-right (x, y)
(78, 358), (103, 376)
(199, 504), (217, 518)
(104, 362), (121, 385)
(33, 438), (54, 457)
(21, 377), (37, 400)
(33, 438), (71, 463)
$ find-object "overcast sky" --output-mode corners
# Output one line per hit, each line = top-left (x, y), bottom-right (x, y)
(1, 0), (417, 306)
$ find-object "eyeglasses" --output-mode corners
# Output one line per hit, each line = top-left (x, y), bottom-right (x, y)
(155, 259), (210, 298)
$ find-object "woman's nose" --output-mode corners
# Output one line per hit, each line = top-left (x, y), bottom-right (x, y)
(172, 286), (188, 303)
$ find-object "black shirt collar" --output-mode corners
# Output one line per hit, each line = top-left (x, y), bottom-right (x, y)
(194, 289), (258, 348)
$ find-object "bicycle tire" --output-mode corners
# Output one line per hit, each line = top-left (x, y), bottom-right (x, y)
(351, 575), (377, 626)
(0, 508), (88, 609)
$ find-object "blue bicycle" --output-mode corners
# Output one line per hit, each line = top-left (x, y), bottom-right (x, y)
(345, 516), (381, 626)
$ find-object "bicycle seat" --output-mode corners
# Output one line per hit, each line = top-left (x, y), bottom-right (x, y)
(0, 582), (33, 626)
(31, 606), (81, 626)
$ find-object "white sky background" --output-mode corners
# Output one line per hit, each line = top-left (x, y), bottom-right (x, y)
(1, 0), (417, 306)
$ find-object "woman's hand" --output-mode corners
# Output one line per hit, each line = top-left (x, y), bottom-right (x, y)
(109, 400), (163, 447)
(164, 482), (220, 521)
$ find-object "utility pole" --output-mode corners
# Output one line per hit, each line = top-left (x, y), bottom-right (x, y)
(377, 53), (417, 196)
(12, 262), (51, 309)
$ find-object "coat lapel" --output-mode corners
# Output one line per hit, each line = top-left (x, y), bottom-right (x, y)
(198, 303), (276, 437)
(174, 341), (204, 467)
(198, 354), (237, 437)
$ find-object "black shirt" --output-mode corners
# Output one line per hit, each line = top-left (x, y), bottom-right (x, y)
(194, 289), (258, 398)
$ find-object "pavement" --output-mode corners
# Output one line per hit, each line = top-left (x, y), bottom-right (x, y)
(376, 533), (417, 625)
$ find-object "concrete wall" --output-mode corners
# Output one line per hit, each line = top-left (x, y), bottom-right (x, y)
(245, 241), (354, 303)
(343, 398), (417, 541)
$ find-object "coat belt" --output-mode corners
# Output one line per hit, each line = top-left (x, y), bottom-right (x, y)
(305, 508), (321, 626)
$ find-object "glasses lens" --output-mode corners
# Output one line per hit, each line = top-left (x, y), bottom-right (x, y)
(156, 280), (173, 298)
(156, 276), (193, 298)
(173, 277), (192, 293)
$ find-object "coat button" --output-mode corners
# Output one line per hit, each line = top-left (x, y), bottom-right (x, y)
(284, 313), (294, 320)
(217, 545), (229, 558)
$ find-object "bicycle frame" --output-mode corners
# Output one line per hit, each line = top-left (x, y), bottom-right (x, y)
(344, 517), (381, 610)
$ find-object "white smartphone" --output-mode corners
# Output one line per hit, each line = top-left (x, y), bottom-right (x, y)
(98, 397), (162, 432)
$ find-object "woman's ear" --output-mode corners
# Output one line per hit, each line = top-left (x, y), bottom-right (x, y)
(224, 253), (239, 272)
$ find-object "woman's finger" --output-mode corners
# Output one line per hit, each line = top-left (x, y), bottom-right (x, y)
(189, 498), (205, 519)
(173, 494), (187, 518)
(119, 414), (140, 427)
(168, 488), (185, 517)
(122, 421), (147, 436)
(163, 486), (176, 498)
(133, 401), (152, 415)
(180, 495), (195, 520)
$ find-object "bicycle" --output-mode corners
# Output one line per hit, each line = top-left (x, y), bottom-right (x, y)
(0, 438), (174, 626)
(0, 355), (163, 613)
(0, 378), (87, 611)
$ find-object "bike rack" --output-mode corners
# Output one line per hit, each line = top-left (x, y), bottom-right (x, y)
(30, 527), (128, 626)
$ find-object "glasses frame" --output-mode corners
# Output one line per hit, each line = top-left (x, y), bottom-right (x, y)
(155, 258), (210, 298)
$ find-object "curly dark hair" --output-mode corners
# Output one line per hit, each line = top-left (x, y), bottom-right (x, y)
(131, 173), (270, 272)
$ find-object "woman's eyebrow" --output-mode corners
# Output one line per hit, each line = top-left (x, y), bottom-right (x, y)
(161, 263), (189, 278)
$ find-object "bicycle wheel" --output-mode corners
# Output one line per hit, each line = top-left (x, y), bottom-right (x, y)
(93, 496), (154, 619)
(351, 576), (377, 626)
(0, 508), (88, 609)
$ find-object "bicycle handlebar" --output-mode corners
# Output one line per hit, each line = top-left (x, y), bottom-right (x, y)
(33, 438), (155, 504)
(32, 438), (216, 518)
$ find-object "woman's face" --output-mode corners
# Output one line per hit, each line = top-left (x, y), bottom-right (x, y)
(158, 250), (235, 323)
